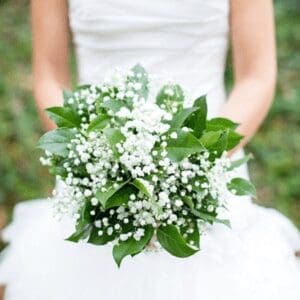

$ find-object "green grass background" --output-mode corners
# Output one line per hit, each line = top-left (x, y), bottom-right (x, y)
(0, 0), (299, 227)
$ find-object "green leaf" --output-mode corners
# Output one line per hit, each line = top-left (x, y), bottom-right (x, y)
(190, 209), (216, 223)
(205, 117), (243, 151)
(113, 225), (154, 267)
(66, 225), (91, 243)
(102, 99), (124, 113)
(166, 129), (204, 162)
(131, 178), (153, 198)
(87, 114), (110, 132)
(49, 166), (67, 177)
(184, 95), (207, 138)
(105, 184), (137, 210)
(212, 130), (228, 156)
(200, 130), (228, 157)
(81, 200), (94, 223)
(190, 209), (230, 227)
(199, 130), (223, 148)
(206, 117), (239, 131)
(131, 179), (163, 216)
(156, 84), (184, 106)
(130, 64), (149, 99)
(76, 84), (92, 90)
(228, 177), (256, 197)
(181, 196), (195, 209)
(215, 218), (231, 228)
(228, 153), (253, 171)
(63, 90), (74, 106)
(95, 180), (129, 209)
(72, 200), (94, 237)
(103, 128), (125, 146)
(168, 107), (198, 130)
(157, 225), (199, 258)
(180, 219), (200, 248)
(46, 106), (81, 128)
(103, 127), (125, 158)
(189, 220), (200, 248)
(37, 128), (76, 157)
(226, 130), (243, 150)
(88, 226), (116, 245)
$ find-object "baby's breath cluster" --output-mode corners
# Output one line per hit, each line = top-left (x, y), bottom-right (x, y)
(38, 64), (254, 266)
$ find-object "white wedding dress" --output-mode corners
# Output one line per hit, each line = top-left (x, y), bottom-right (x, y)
(1, 0), (300, 299)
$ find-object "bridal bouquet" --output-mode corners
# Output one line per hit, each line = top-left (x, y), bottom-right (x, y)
(38, 64), (255, 266)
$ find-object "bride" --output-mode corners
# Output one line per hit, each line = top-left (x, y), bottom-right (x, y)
(0, 0), (299, 299)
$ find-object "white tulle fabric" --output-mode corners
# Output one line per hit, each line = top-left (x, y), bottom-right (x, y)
(1, 0), (300, 299)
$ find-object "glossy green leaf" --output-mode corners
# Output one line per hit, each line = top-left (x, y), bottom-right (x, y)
(103, 127), (125, 158)
(169, 107), (198, 130)
(87, 114), (110, 132)
(63, 90), (74, 106)
(184, 95), (207, 138)
(131, 178), (153, 198)
(156, 84), (184, 106)
(95, 180), (129, 209)
(180, 219), (200, 248)
(66, 225), (91, 243)
(113, 225), (154, 267)
(228, 153), (253, 171)
(212, 130), (228, 156)
(199, 130), (223, 148)
(228, 177), (256, 197)
(104, 184), (137, 210)
(88, 226), (116, 246)
(215, 218), (231, 228)
(190, 209), (230, 227)
(37, 128), (76, 157)
(190, 209), (216, 223)
(226, 130), (243, 150)
(181, 196), (195, 209)
(200, 130), (228, 157)
(130, 64), (149, 99)
(102, 99), (124, 113)
(49, 166), (67, 177)
(166, 129), (204, 162)
(157, 224), (199, 258)
(206, 117), (239, 131)
(46, 106), (81, 128)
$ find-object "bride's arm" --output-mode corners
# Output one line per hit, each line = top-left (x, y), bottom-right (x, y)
(221, 0), (277, 152)
(31, 0), (70, 130)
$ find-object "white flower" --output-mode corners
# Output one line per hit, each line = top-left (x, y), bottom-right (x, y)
(175, 199), (183, 207)
(84, 189), (92, 197)
(164, 88), (174, 96)
(133, 228), (145, 241)
(170, 132), (178, 139)
(95, 220), (102, 228)
(107, 227), (114, 235)
(116, 92), (125, 100)
(129, 194), (136, 200)
(114, 224), (121, 230)
(91, 197), (98, 206)
(133, 82), (142, 91)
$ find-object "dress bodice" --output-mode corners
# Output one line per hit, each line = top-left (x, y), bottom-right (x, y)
(68, 0), (230, 116)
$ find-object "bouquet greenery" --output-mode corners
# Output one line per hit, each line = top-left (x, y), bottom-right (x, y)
(38, 64), (255, 266)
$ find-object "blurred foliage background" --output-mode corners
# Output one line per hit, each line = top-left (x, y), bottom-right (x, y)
(0, 0), (299, 228)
